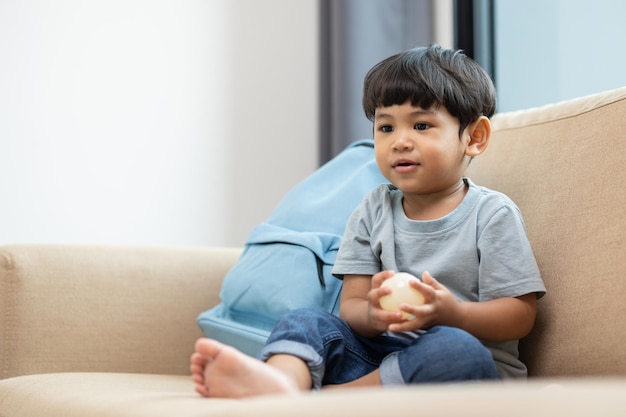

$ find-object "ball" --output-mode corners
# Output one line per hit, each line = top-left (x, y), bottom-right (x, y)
(379, 272), (425, 319)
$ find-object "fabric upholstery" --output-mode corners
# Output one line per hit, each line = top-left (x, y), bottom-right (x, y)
(466, 86), (626, 376)
(0, 245), (242, 379)
(1, 372), (625, 417)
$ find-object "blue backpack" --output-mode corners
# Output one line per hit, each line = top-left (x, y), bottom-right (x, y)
(197, 139), (387, 356)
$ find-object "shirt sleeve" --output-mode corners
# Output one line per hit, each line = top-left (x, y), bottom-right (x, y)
(477, 203), (546, 301)
(331, 187), (386, 279)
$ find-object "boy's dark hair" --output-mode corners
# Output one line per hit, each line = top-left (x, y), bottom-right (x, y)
(362, 45), (496, 136)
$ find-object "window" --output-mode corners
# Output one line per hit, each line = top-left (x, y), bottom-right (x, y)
(457, 0), (626, 112)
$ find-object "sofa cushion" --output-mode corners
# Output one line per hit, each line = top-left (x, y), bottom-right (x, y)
(1, 372), (625, 417)
(466, 86), (626, 377)
(0, 245), (242, 379)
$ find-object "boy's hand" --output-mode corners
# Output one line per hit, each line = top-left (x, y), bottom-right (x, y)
(367, 270), (411, 332)
(385, 271), (462, 333)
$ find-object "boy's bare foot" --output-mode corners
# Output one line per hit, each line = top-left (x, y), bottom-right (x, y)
(190, 338), (300, 398)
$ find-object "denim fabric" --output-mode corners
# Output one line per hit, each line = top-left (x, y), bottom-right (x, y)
(258, 308), (500, 389)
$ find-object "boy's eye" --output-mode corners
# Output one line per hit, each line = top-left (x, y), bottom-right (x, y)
(378, 125), (393, 133)
(414, 123), (429, 131)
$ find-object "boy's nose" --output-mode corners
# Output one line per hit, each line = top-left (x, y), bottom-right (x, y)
(392, 134), (413, 151)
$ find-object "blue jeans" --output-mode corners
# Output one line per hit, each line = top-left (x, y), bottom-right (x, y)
(258, 308), (500, 389)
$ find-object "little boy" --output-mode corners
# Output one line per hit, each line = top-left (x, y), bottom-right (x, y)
(190, 45), (546, 398)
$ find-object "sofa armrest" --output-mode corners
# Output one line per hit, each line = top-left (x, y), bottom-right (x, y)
(0, 244), (242, 380)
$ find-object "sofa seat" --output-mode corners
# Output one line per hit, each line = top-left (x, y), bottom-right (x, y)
(1, 373), (625, 417)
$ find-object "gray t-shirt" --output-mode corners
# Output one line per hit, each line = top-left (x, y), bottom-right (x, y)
(332, 178), (546, 378)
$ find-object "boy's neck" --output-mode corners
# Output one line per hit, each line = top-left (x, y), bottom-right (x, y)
(401, 179), (468, 221)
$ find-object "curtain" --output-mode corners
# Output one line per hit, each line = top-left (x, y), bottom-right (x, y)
(318, 0), (435, 163)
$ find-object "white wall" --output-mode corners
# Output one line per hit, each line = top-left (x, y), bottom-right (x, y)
(0, 0), (319, 247)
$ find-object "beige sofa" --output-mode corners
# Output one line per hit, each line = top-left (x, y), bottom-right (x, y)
(2, 86), (626, 416)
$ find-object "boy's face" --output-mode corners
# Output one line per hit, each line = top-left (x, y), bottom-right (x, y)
(373, 101), (471, 196)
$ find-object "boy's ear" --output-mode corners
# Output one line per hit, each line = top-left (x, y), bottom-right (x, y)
(465, 116), (491, 157)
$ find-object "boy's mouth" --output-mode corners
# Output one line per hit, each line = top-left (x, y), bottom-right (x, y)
(392, 159), (418, 168)
(392, 159), (420, 173)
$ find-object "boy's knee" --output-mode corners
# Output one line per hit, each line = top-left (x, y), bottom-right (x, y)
(432, 327), (498, 376)
(397, 326), (500, 383)
(277, 308), (333, 324)
(271, 308), (342, 338)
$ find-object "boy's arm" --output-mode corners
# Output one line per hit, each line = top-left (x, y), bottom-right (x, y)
(454, 293), (537, 341)
(389, 272), (538, 341)
(340, 272), (404, 338)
